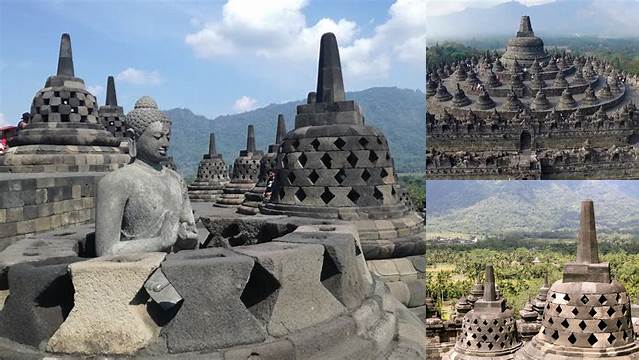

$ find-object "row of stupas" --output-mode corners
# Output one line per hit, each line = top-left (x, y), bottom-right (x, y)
(426, 15), (639, 180)
(428, 200), (639, 359)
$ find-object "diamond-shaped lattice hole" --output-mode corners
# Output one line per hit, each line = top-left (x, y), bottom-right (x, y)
(598, 320), (607, 331)
(599, 295), (608, 304)
(359, 137), (369, 147)
(334, 169), (346, 184)
(556, 305), (563, 314)
(607, 307), (616, 317)
(487, 327), (493, 333)
(481, 335), (488, 341)
(309, 170), (319, 184)
(590, 308), (598, 317)
(295, 188), (307, 202)
(347, 152), (358, 167)
(288, 172), (297, 184)
(380, 168), (389, 178)
(298, 153), (308, 167)
(581, 295), (589, 304)
(548, 318), (554, 325)
(311, 139), (321, 150)
(552, 331), (560, 340)
(320, 153), (332, 168)
(488, 343), (494, 350)
(334, 138), (346, 149)
(568, 333), (577, 344)
(369, 151), (379, 163)
(361, 169), (371, 181)
(561, 319), (569, 328)
(579, 321), (587, 330)
(572, 308), (579, 316)
(347, 190), (360, 203)
(320, 187), (335, 204)
(608, 334), (616, 344)
(587, 334), (598, 346)
(617, 319), (623, 328)
(373, 187), (384, 201)
(563, 294), (571, 301)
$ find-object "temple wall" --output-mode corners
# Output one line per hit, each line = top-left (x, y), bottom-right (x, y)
(0, 173), (103, 249)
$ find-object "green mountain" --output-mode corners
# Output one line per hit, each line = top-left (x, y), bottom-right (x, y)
(426, 181), (639, 238)
(165, 87), (425, 179)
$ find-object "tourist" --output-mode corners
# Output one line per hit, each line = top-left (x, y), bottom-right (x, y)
(264, 170), (275, 198)
(17, 112), (30, 131)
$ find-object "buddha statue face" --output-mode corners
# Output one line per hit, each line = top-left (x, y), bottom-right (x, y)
(136, 121), (170, 165)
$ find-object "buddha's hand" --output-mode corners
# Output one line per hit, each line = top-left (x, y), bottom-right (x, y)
(177, 222), (198, 241)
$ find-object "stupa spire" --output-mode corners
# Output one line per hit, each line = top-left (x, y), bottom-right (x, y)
(208, 133), (217, 156)
(483, 264), (497, 301)
(576, 199), (599, 264)
(56, 33), (75, 77)
(105, 76), (118, 106)
(276, 114), (286, 144)
(517, 15), (534, 37)
(316, 33), (345, 103)
(246, 125), (256, 153)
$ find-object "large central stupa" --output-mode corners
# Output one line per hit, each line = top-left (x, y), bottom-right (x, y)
(501, 16), (550, 67)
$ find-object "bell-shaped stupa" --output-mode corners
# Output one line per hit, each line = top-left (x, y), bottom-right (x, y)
(188, 133), (230, 202)
(97, 76), (126, 140)
(0, 33), (128, 172)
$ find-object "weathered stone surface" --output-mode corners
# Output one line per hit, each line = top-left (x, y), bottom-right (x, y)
(277, 224), (373, 309)
(47, 252), (166, 355)
(144, 267), (182, 310)
(160, 248), (267, 353)
(0, 256), (80, 348)
(234, 241), (346, 336)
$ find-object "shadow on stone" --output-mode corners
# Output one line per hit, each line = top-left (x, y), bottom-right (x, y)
(34, 273), (75, 319)
(241, 262), (280, 309)
(147, 299), (183, 327)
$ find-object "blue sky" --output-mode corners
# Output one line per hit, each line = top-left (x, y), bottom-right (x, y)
(0, 0), (425, 126)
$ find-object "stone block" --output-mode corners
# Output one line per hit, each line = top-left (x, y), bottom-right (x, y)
(0, 256), (80, 348)
(234, 241), (346, 336)
(47, 252), (166, 355)
(278, 225), (373, 309)
(0, 209), (5, 224)
(71, 185), (81, 199)
(160, 248), (267, 353)
(223, 339), (295, 360)
(286, 315), (360, 359)
(6, 208), (23, 223)
(16, 219), (36, 235)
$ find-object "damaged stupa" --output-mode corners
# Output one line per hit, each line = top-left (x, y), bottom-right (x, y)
(215, 125), (263, 207)
(0, 33), (128, 172)
(187, 133), (229, 202)
(237, 114), (287, 215)
(259, 33), (426, 315)
(0, 94), (425, 359)
(515, 200), (639, 359)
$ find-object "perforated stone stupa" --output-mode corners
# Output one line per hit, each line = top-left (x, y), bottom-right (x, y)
(98, 76), (126, 140)
(445, 265), (523, 360)
(259, 32), (425, 315)
(0, 33), (128, 173)
(187, 133), (229, 202)
(237, 114), (286, 215)
(215, 125), (263, 207)
(515, 200), (639, 359)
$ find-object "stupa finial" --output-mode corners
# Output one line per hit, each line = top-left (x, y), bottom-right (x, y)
(246, 125), (256, 153)
(316, 33), (345, 103)
(208, 133), (217, 156)
(484, 264), (497, 301)
(276, 114), (286, 144)
(517, 16), (534, 37)
(56, 33), (75, 77)
(576, 199), (599, 264)
(106, 76), (117, 106)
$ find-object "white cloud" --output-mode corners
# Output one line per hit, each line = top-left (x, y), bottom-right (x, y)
(233, 96), (258, 112)
(86, 85), (104, 98)
(184, 0), (423, 80)
(426, 0), (557, 17)
(116, 67), (163, 85)
(0, 113), (8, 127)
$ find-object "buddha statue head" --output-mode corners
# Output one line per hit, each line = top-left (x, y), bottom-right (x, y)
(125, 96), (171, 168)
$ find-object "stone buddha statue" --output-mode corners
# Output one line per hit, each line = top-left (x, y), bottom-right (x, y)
(95, 96), (198, 256)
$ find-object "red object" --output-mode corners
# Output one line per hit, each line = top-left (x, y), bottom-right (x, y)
(0, 126), (17, 149)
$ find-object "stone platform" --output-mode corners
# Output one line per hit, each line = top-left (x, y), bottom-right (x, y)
(0, 223), (425, 359)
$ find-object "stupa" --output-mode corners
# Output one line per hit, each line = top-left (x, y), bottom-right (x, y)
(515, 200), (639, 359)
(444, 265), (523, 359)
(237, 115), (287, 215)
(260, 32), (425, 314)
(501, 16), (550, 67)
(187, 133), (229, 202)
(215, 125), (263, 207)
(0, 34), (128, 172)
(97, 76), (126, 140)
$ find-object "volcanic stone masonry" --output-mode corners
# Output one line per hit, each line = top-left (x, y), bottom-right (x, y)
(215, 125), (263, 207)
(187, 133), (229, 202)
(97, 75), (126, 140)
(426, 15), (639, 179)
(0, 33), (129, 173)
(237, 114), (287, 215)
